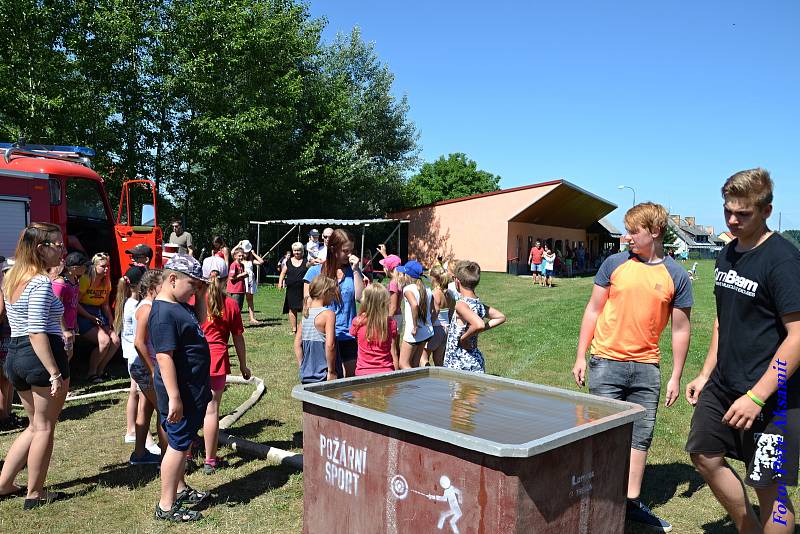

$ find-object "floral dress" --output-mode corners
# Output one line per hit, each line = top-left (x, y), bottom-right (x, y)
(443, 296), (487, 373)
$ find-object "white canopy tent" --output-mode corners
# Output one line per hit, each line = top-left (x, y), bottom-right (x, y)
(249, 218), (408, 283)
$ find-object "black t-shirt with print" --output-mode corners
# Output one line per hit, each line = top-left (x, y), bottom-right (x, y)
(711, 233), (800, 395)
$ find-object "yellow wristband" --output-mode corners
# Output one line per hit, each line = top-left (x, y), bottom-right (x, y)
(746, 390), (765, 408)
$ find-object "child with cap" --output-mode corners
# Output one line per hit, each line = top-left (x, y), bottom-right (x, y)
(443, 261), (506, 373)
(306, 229), (321, 265)
(149, 254), (211, 521)
(397, 260), (434, 368)
(126, 244), (154, 268)
(51, 252), (87, 361)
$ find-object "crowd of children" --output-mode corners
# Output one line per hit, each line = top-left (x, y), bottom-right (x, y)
(295, 229), (506, 383)
(0, 225), (253, 522)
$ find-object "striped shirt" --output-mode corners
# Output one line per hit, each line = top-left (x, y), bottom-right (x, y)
(3, 275), (64, 337)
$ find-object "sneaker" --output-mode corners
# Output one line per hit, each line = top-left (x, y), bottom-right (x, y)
(124, 433), (136, 444)
(626, 498), (672, 532)
(129, 450), (161, 465)
(146, 442), (161, 455)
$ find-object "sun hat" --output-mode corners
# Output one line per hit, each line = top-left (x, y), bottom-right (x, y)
(202, 255), (228, 279)
(240, 240), (253, 253)
(378, 254), (402, 271)
(164, 253), (206, 282)
(396, 260), (426, 279)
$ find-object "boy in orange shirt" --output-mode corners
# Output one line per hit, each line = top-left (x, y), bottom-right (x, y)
(572, 202), (692, 532)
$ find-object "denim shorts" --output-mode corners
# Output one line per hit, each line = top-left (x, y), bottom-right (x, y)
(4, 334), (71, 391)
(588, 355), (660, 451)
(531, 263), (543, 273)
(77, 304), (108, 335)
(129, 357), (154, 392)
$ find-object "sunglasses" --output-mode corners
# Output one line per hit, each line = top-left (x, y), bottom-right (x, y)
(42, 241), (65, 249)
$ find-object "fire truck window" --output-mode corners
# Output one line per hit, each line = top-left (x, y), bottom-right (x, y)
(66, 179), (108, 221)
(49, 179), (62, 205)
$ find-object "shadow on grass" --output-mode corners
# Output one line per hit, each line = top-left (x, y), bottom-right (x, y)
(197, 464), (294, 509)
(245, 318), (284, 329)
(227, 417), (284, 440)
(59, 397), (121, 422)
(52, 461), (159, 493)
(640, 462), (706, 506)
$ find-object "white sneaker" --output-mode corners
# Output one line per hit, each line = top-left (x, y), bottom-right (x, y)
(124, 433), (136, 444)
(146, 443), (161, 455)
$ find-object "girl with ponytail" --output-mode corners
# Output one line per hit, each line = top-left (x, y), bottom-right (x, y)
(200, 271), (251, 474)
(397, 260), (434, 369)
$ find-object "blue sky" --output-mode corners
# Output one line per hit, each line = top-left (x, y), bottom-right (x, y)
(309, 1), (800, 233)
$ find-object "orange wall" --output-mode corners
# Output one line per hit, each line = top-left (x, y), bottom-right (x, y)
(507, 222), (587, 261)
(394, 184), (560, 272)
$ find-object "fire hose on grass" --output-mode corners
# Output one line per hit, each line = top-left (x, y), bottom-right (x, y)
(14, 374), (304, 469)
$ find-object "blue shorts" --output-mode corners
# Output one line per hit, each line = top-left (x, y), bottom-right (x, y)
(77, 305), (108, 335)
(531, 263), (543, 273)
(160, 410), (204, 452)
(545, 269), (554, 277)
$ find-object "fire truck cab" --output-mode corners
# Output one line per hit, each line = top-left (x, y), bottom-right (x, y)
(0, 143), (162, 280)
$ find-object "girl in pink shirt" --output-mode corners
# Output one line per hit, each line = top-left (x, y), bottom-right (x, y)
(350, 283), (398, 375)
(51, 252), (87, 360)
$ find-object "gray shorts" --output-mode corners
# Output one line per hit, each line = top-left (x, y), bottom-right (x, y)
(588, 355), (660, 451)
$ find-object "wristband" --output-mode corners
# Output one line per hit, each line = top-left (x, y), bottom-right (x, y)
(746, 390), (765, 408)
(49, 373), (62, 383)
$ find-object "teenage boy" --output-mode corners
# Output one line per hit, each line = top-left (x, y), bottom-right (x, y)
(528, 240), (544, 287)
(168, 220), (194, 256)
(149, 254), (211, 522)
(572, 202), (692, 532)
(685, 169), (800, 533)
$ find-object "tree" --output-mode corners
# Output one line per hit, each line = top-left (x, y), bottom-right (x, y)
(782, 230), (800, 249)
(404, 153), (500, 207)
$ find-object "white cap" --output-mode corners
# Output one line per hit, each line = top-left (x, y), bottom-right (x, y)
(240, 240), (253, 253)
(1, 257), (14, 272)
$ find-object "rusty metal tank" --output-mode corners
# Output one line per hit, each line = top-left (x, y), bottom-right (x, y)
(292, 367), (645, 533)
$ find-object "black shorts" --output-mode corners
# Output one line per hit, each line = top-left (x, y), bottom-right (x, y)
(336, 338), (358, 363)
(686, 379), (800, 487)
(4, 334), (71, 391)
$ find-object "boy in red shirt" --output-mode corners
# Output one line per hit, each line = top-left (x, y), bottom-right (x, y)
(226, 247), (247, 310)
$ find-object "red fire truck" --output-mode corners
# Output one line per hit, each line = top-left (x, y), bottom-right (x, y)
(0, 143), (162, 279)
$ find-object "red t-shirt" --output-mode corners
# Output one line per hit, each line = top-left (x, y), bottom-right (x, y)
(201, 297), (244, 376)
(350, 316), (397, 376)
(226, 261), (245, 294)
(529, 247), (544, 264)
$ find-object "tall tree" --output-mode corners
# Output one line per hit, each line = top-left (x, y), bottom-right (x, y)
(405, 153), (501, 207)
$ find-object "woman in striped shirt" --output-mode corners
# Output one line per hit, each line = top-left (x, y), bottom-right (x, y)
(0, 222), (69, 509)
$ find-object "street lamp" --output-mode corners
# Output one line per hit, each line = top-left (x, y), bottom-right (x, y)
(618, 185), (636, 206)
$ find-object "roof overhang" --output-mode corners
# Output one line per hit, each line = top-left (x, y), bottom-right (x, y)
(250, 218), (403, 226)
(508, 181), (617, 229)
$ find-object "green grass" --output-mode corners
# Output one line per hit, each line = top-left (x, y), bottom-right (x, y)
(0, 262), (793, 532)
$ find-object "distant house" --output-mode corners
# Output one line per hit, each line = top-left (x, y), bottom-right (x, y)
(717, 231), (735, 245)
(667, 215), (725, 259)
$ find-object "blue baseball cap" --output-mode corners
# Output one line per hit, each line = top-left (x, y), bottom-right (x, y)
(396, 260), (426, 279)
(164, 253), (206, 282)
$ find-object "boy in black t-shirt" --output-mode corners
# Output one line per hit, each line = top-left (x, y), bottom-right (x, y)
(149, 254), (211, 522)
(686, 168), (800, 532)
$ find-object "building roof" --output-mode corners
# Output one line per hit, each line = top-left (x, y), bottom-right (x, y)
(391, 179), (617, 230)
(596, 217), (622, 237)
(667, 218), (723, 249)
